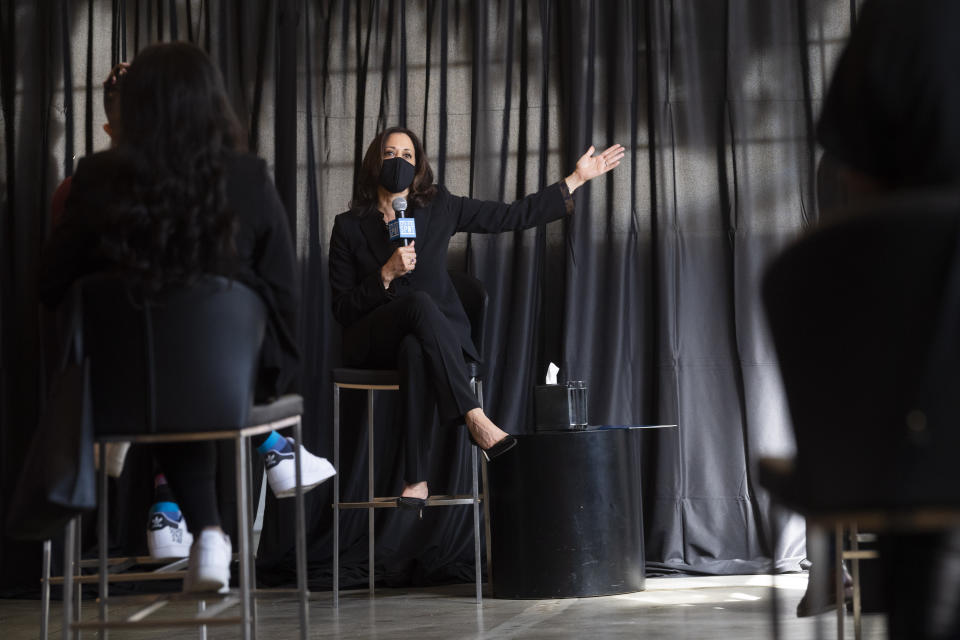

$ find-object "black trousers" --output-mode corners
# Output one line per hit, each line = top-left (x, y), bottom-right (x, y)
(344, 292), (480, 483)
(150, 376), (277, 534)
(153, 440), (265, 536)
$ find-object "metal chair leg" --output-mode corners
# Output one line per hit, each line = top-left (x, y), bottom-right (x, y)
(806, 526), (828, 640)
(470, 377), (483, 604)
(481, 459), (493, 594)
(249, 462), (259, 640)
(475, 379), (494, 595)
(768, 501), (781, 640)
(367, 389), (375, 596)
(235, 435), (252, 640)
(333, 383), (341, 609)
(471, 444), (482, 604)
(198, 600), (207, 640)
(850, 523), (862, 640)
(835, 524), (845, 640)
(62, 518), (76, 640)
(98, 444), (109, 637)
(293, 418), (309, 640)
(74, 516), (82, 640)
(41, 539), (51, 640)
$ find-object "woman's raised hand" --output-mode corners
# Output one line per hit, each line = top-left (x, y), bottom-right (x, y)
(380, 241), (417, 288)
(564, 143), (625, 193)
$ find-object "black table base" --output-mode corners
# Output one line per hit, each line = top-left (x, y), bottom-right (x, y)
(487, 427), (647, 599)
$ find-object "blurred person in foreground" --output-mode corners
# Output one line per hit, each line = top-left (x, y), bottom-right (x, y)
(39, 42), (334, 592)
(799, 0), (960, 635)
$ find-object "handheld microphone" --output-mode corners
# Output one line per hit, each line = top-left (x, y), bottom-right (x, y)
(392, 196), (407, 216)
(387, 197), (416, 246)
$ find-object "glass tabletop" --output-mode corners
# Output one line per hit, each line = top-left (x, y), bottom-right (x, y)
(588, 424), (677, 431)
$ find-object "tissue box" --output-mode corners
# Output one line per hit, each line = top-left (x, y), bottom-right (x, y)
(535, 383), (587, 432)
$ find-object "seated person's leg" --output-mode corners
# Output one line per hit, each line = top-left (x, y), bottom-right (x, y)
(153, 442), (232, 593)
(397, 334), (434, 504)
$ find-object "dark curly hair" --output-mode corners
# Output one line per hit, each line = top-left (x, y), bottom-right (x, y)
(350, 126), (436, 210)
(101, 41), (243, 291)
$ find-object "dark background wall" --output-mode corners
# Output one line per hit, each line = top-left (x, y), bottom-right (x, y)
(0, 0), (861, 593)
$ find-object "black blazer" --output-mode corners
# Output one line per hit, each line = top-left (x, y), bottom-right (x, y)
(39, 150), (301, 400)
(328, 182), (574, 362)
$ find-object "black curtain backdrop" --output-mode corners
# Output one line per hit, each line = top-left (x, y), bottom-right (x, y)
(0, 0), (863, 595)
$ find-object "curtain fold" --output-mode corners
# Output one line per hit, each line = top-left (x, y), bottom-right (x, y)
(1, 0), (860, 594)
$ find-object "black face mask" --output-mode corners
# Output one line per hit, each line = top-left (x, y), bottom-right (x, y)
(378, 157), (416, 194)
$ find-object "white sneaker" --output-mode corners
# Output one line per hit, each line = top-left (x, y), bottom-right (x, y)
(183, 530), (232, 593)
(264, 437), (336, 498)
(146, 504), (194, 559)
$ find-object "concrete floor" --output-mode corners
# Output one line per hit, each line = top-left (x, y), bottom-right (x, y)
(0, 574), (887, 639)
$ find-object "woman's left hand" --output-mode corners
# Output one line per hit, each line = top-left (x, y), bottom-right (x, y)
(565, 143), (625, 193)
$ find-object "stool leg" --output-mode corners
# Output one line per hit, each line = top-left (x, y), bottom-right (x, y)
(246, 442), (259, 640)
(75, 508), (83, 639)
(472, 444), (481, 604)
(367, 389), (375, 596)
(836, 524), (845, 640)
(481, 460), (493, 594)
(62, 518), (76, 640)
(249, 464), (256, 640)
(471, 377), (482, 604)
(769, 505), (781, 640)
(235, 435), (252, 640)
(293, 418), (309, 640)
(476, 380), (494, 594)
(333, 384), (341, 609)
(807, 525), (828, 640)
(98, 443), (109, 637)
(850, 523), (862, 640)
(41, 539), (51, 640)
(198, 600), (207, 640)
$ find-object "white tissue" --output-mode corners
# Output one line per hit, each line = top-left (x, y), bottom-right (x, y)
(545, 362), (559, 385)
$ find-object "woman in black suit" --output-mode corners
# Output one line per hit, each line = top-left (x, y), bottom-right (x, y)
(39, 42), (334, 592)
(329, 126), (623, 511)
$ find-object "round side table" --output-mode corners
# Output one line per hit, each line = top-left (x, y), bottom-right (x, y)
(487, 425), (676, 599)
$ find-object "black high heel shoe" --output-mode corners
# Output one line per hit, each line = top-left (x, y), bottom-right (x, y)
(396, 496), (426, 519)
(468, 433), (517, 462)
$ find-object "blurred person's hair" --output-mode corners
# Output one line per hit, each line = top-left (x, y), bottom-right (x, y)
(817, 0), (960, 189)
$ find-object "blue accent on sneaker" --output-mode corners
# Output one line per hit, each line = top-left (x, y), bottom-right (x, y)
(150, 501), (182, 515)
(257, 430), (284, 455)
(148, 511), (183, 531)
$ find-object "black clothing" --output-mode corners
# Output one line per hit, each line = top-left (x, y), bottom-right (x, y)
(817, 0), (960, 189)
(39, 149), (301, 401)
(814, 2), (960, 634)
(329, 182), (573, 360)
(154, 441), (222, 530)
(328, 181), (573, 482)
(345, 293), (480, 481)
(38, 149), (299, 534)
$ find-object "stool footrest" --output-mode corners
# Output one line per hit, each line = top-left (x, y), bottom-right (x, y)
(77, 555), (188, 572)
(50, 551), (249, 584)
(336, 494), (482, 510)
(50, 570), (188, 585)
(73, 616), (243, 631)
